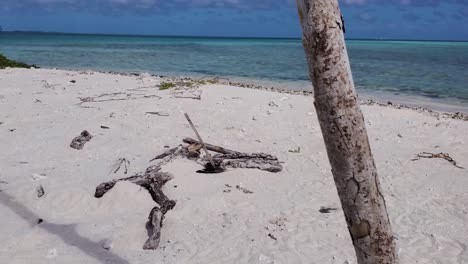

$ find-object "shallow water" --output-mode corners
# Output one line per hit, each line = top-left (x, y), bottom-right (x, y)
(1, 32), (468, 108)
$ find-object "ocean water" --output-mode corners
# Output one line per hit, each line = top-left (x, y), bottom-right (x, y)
(1, 32), (468, 108)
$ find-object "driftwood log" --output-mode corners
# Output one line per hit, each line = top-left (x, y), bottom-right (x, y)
(212, 153), (282, 173)
(95, 165), (176, 249)
(95, 137), (281, 249)
(182, 138), (283, 173)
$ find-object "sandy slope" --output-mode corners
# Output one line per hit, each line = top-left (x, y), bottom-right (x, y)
(0, 68), (467, 264)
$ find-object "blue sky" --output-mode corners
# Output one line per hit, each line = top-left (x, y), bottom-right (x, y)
(1, 0), (467, 40)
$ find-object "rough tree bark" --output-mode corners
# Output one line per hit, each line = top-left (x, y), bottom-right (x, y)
(296, 1), (398, 263)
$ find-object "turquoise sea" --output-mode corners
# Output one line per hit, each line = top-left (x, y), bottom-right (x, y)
(1, 32), (468, 108)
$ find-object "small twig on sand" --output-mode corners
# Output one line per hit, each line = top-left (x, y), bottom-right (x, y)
(111, 158), (130, 174)
(173, 95), (201, 100)
(319, 206), (339, 214)
(146, 112), (169, 116)
(268, 233), (277, 241)
(288, 147), (301, 153)
(412, 152), (464, 169)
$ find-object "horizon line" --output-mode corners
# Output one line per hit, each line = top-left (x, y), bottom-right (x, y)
(2, 30), (468, 43)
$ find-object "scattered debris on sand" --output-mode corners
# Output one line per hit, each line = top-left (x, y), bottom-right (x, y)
(265, 216), (288, 241)
(235, 185), (253, 194)
(70, 130), (92, 150)
(223, 184), (232, 193)
(168, 81), (203, 100)
(31, 173), (47, 181)
(288, 147), (301, 153)
(36, 185), (45, 198)
(101, 239), (113, 250)
(268, 101), (279, 107)
(267, 233), (277, 241)
(319, 206), (339, 214)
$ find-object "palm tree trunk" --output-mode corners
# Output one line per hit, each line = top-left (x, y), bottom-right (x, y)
(295, 1), (399, 263)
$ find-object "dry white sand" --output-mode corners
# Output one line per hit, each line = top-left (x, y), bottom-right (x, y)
(0, 68), (467, 264)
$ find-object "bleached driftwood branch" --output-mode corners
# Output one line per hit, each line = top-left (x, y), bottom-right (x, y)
(95, 165), (176, 250)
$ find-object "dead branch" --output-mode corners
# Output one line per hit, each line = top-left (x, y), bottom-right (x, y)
(412, 152), (464, 169)
(149, 145), (199, 164)
(182, 138), (282, 172)
(212, 153), (283, 173)
(128, 85), (159, 92)
(111, 158), (130, 174)
(95, 165), (176, 250)
(150, 146), (183, 162)
(95, 166), (174, 208)
(78, 92), (161, 105)
(182, 138), (240, 155)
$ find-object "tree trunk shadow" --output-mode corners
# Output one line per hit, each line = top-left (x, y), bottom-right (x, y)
(0, 191), (130, 264)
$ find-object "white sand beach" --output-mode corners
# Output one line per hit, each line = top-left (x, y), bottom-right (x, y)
(0, 68), (467, 264)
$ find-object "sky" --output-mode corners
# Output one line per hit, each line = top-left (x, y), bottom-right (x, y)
(1, 0), (467, 40)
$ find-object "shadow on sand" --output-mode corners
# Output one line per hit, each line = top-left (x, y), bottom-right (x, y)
(0, 191), (130, 264)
